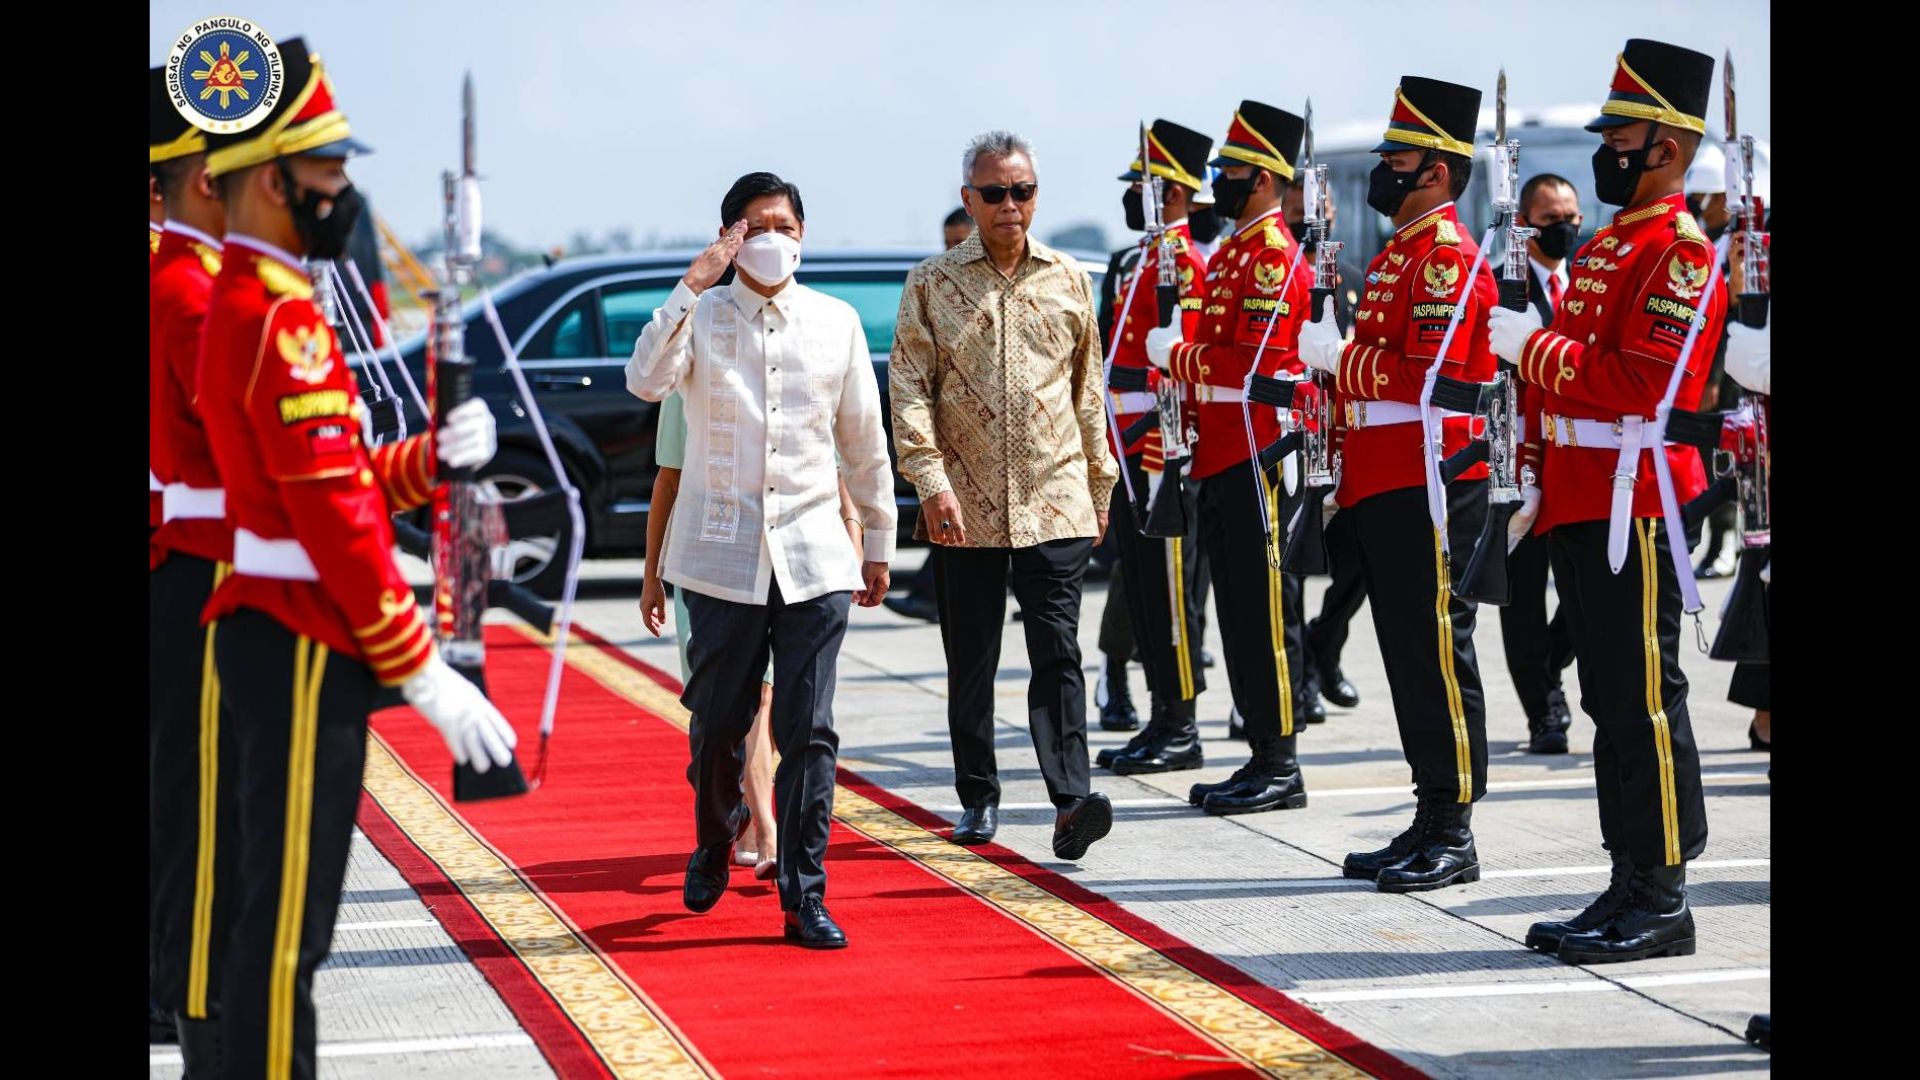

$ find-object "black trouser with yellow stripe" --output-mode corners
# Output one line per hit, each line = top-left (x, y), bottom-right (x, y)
(1347, 482), (1489, 803)
(1110, 453), (1206, 702)
(215, 608), (376, 1080)
(1196, 458), (1301, 743)
(150, 553), (239, 1020)
(1548, 519), (1708, 867)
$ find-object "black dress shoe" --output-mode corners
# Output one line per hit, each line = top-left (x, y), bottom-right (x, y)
(1200, 648), (1216, 669)
(1695, 562), (1728, 579)
(682, 843), (733, 913)
(1557, 864), (1696, 964)
(150, 1001), (178, 1044)
(882, 591), (940, 623)
(1745, 1013), (1770, 1053)
(784, 895), (848, 949)
(1226, 706), (1247, 741)
(1748, 720), (1770, 752)
(1376, 803), (1480, 892)
(1525, 855), (1631, 952)
(1096, 654), (1139, 732)
(1052, 792), (1113, 860)
(1343, 803), (1434, 881)
(949, 805), (998, 846)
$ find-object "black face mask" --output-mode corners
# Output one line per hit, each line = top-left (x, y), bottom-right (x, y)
(280, 162), (365, 260)
(1367, 157), (1430, 218)
(1531, 219), (1580, 260)
(1211, 174), (1255, 222)
(1189, 206), (1223, 245)
(1122, 186), (1146, 233)
(1591, 128), (1664, 207)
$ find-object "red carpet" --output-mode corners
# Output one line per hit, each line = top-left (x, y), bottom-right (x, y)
(358, 624), (1418, 1079)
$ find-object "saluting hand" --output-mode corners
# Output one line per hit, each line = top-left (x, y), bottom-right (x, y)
(685, 220), (749, 294)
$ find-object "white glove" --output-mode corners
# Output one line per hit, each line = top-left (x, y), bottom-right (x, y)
(1723, 320), (1771, 395)
(1488, 304), (1544, 364)
(1296, 296), (1344, 374)
(1144, 323), (1181, 370)
(437, 398), (499, 470)
(1321, 491), (1339, 527)
(401, 651), (518, 772)
(1281, 445), (1300, 496)
(1506, 484), (1542, 554)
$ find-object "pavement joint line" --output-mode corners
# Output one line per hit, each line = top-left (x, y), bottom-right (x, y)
(151, 1032), (536, 1065)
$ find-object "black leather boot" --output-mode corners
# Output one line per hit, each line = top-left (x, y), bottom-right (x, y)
(1526, 688), (1573, 753)
(1525, 851), (1630, 952)
(1557, 863), (1695, 964)
(1376, 801), (1480, 893)
(1343, 802), (1434, 881)
(1112, 698), (1204, 774)
(1201, 738), (1306, 814)
(176, 1013), (225, 1080)
(1096, 652), (1139, 732)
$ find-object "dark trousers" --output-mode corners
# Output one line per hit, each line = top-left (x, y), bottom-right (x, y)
(935, 537), (1093, 809)
(1110, 455), (1206, 701)
(1349, 483), (1490, 803)
(150, 554), (239, 1020)
(1196, 458), (1302, 742)
(682, 581), (851, 910)
(215, 609), (376, 1080)
(1097, 561), (1133, 660)
(1549, 519), (1709, 867)
(1500, 533), (1578, 720)
(1728, 558), (1770, 710)
(1306, 502), (1368, 670)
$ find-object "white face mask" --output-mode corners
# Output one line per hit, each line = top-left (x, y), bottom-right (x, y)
(734, 232), (802, 286)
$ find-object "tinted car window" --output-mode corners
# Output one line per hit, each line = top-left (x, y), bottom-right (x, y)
(801, 278), (902, 355)
(601, 283), (678, 355)
(521, 291), (598, 360)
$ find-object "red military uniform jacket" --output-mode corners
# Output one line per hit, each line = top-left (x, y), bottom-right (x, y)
(1331, 202), (1496, 507)
(1107, 221), (1206, 469)
(1515, 193), (1725, 533)
(1164, 207), (1313, 481)
(151, 222), (166, 536)
(151, 224), (231, 568)
(198, 236), (442, 686)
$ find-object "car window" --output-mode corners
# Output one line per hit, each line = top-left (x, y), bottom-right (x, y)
(601, 283), (678, 354)
(801, 277), (902, 355)
(520, 291), (597, 360)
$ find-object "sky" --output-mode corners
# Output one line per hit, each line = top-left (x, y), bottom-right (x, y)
(152, 0), (1771, 255)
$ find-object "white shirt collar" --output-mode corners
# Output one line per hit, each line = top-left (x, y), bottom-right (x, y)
(163, 220), (223, 251)
(1530, 256), (1569, 290)
(728, 274), (794, 320)
(149, 221), (163, 233)
(224, 232), (304, 273)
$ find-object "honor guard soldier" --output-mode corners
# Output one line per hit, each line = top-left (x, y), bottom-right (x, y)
(149, 61), (235, 1056)
(1099, 119), (1213, 777)
(194, 39), (516, 1078)
(1144, 101), (1315, 815)
(1492, 39), (1725, 964)
(1296, 77), (1498, 891)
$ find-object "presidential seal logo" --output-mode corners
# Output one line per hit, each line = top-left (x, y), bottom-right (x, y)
(166, 17), (284, 134)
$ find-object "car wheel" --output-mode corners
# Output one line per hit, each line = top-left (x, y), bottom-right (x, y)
(476, 447), (576, 600)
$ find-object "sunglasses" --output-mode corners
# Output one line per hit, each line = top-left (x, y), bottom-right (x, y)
(967, 182), (1038, 204)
